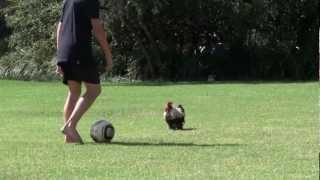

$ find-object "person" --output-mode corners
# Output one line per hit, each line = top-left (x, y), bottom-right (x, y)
(56, 0), (112, 143)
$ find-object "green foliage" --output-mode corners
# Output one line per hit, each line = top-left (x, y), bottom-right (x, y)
(103, 0), (318, 80)
(0, 0), (318, 80)
(0, 0), (62, 80)
(0, 4), (10, 59)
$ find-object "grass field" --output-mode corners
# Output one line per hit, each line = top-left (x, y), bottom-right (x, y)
(0, 80), (319, 179)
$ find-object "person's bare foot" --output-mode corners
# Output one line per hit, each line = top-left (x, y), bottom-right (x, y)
(73, 129), (84, 144)
(61, 126), (83, 144)
(64, 135), (72, 143)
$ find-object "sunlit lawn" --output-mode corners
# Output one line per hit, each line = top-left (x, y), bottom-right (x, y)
(0, 80), (318, 179)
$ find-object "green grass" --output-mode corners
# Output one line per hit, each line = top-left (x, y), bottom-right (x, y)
(0, 80), (319, 179)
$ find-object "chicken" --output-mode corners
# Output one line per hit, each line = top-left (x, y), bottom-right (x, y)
(163, 102), (185, 130)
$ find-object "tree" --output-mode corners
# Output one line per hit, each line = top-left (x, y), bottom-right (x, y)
(102, 0), (318, 80)
(0, 0), (318, 80)
(0, 0), (61, 79)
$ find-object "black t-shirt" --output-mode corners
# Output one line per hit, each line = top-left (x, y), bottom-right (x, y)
(57, 0), (100, 66)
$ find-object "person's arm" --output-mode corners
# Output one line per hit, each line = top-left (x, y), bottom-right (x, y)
(56, 22), (63, 76)
(91, 19), (113, 72)
(56, 0), (66, 75)
(56, 22), (62, 49)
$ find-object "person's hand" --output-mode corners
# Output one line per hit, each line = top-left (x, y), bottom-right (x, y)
(105, 60), (113, 72)
(105, 55), (113, 72)
(55, 65), (63, 76)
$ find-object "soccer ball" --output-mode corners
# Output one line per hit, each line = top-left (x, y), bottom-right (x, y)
(90, 120), (115, 143)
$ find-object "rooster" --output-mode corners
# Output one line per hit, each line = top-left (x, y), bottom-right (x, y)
(163, 102), (185, 130)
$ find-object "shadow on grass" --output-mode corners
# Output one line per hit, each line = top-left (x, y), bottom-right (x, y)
(161, 128), (197, 131)
(86, 141), (245, 148)
(112, 142), (244, 148)
(180, 128), (197, 131)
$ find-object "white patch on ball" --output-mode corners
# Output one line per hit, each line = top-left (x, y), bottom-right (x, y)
(90, 120), (115, 143)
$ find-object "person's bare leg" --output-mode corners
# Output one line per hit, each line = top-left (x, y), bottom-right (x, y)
(63, 80), (81, 143)
(62, 82), (102, 143)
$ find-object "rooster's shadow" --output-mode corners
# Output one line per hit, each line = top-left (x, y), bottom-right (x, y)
(177, 128), (196, 131)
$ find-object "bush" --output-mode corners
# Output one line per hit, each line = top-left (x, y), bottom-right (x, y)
(1, 0), (318, 80)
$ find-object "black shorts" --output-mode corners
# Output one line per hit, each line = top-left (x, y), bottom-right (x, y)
(60, 64), (100, 85)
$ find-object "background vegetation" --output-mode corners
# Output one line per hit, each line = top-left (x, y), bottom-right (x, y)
(0, 0), (318, 81)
